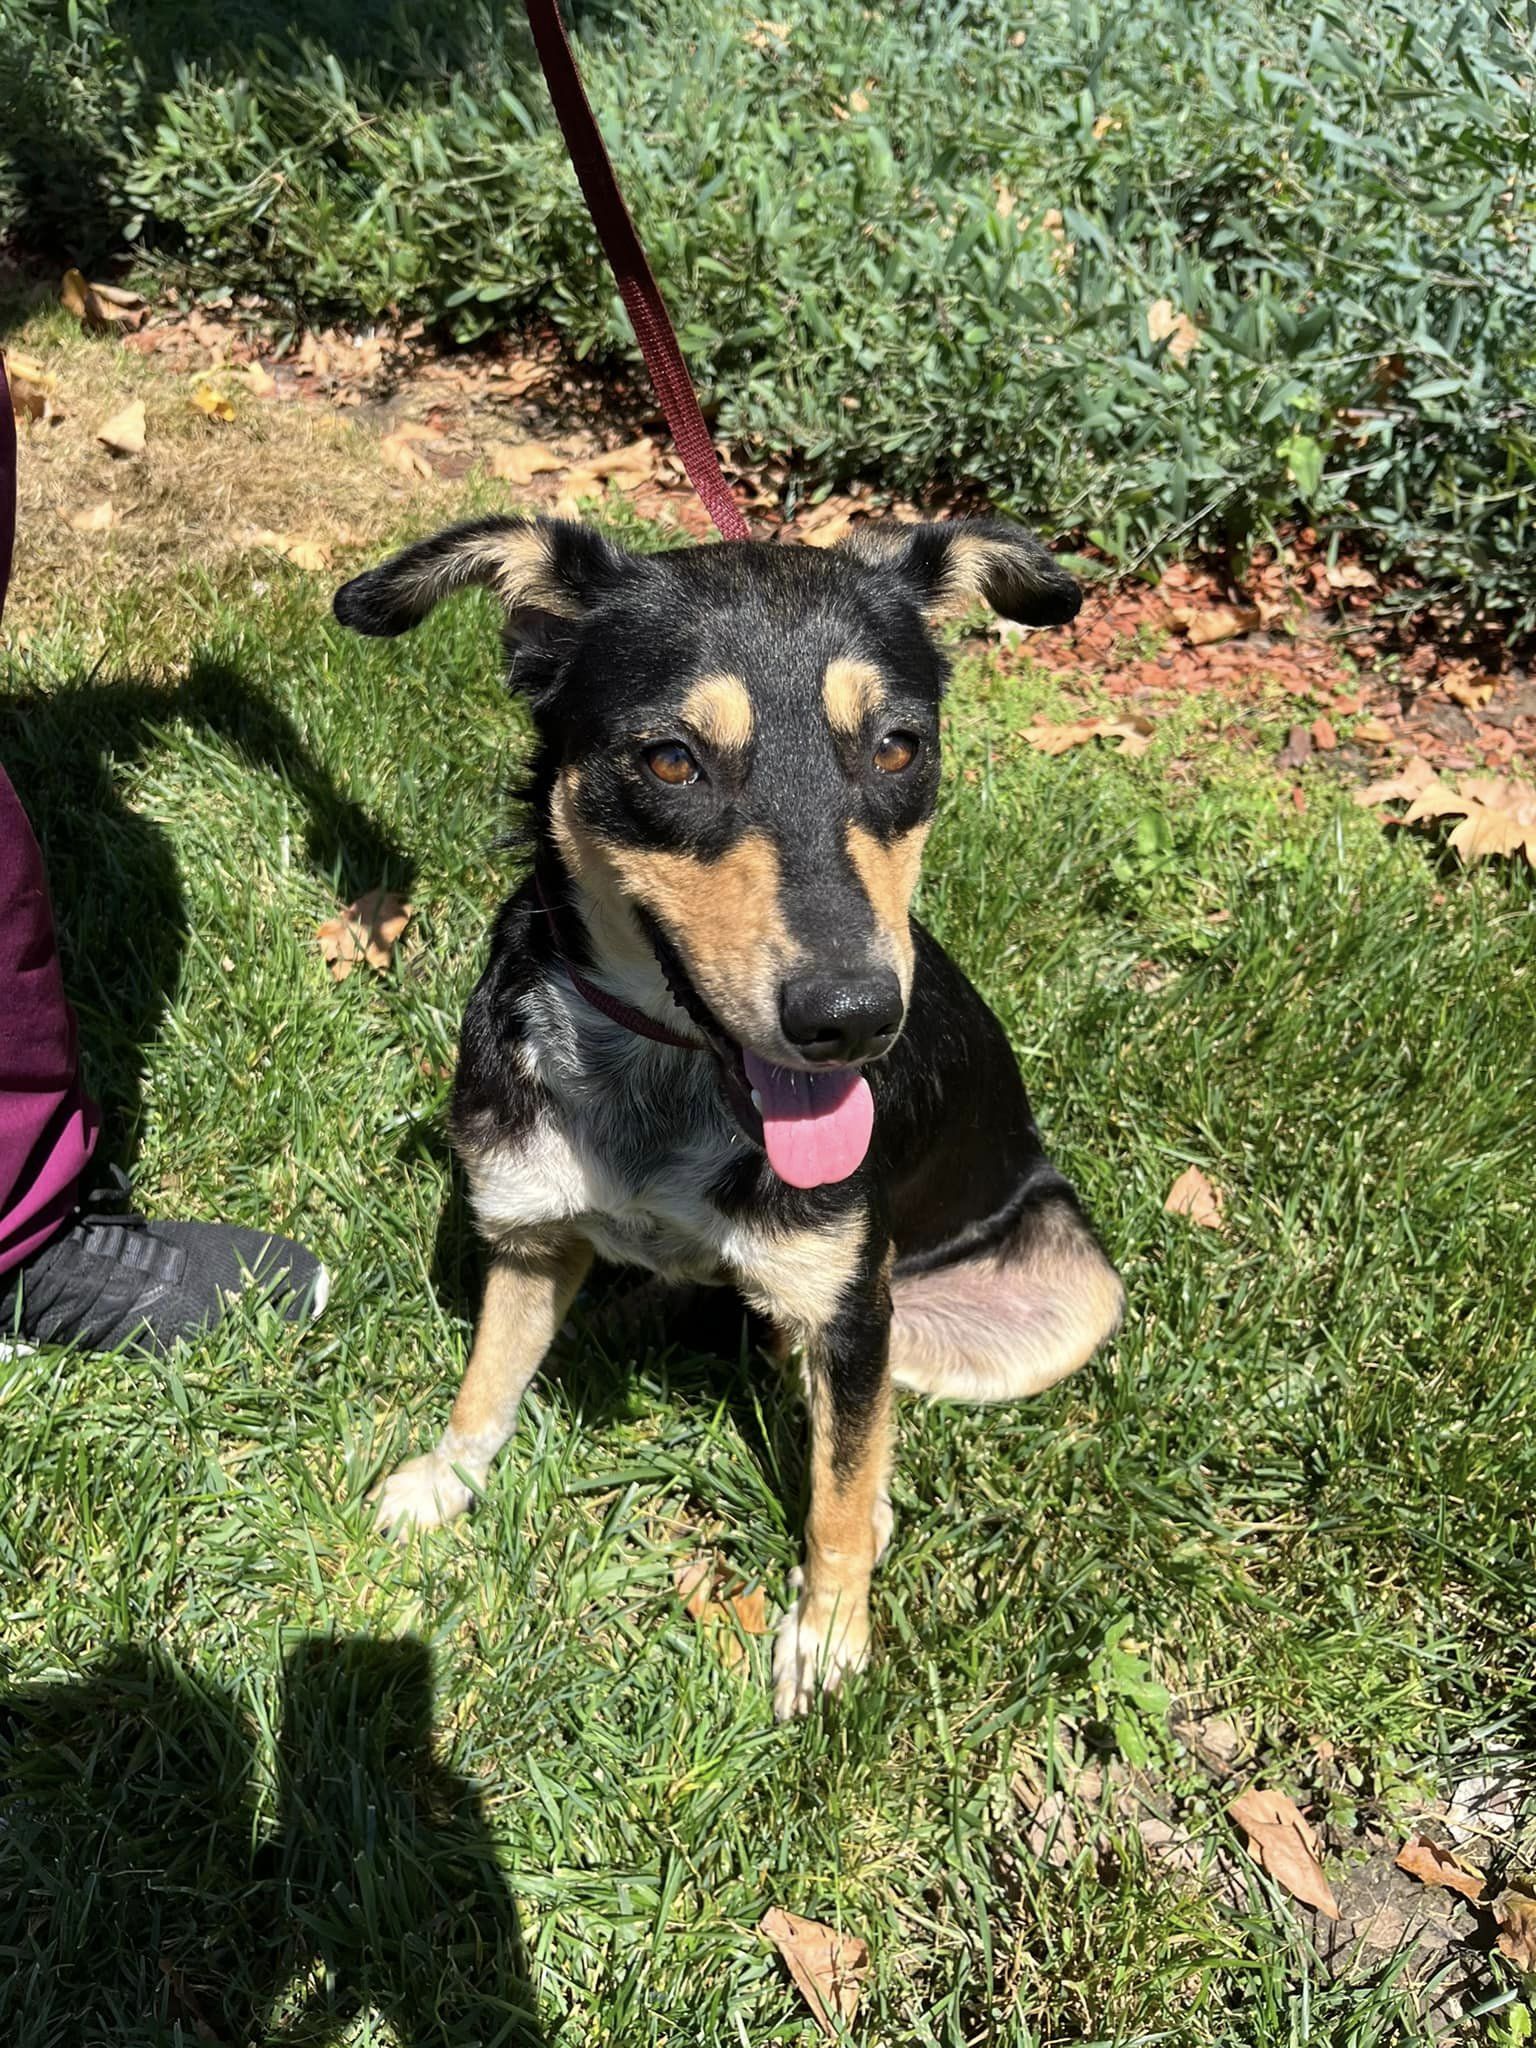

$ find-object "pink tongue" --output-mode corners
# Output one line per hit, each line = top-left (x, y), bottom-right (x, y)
(741, 1052), (875, 1189)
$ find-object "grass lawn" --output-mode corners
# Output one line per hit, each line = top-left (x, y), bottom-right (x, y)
(2, 333), (1535, 2045)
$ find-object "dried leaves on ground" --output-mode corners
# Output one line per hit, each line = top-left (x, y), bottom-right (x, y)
(672, 1558), (768, 1671)
(758, 1908), (870, 2036)
(1394, 1835), (1486, 1902)
(315, 889), (412, 981)
(96, 399), (147, 456)
(245, 529), (333, 572)
(8, 354), (66, 425)
(60, 268), (149, 332)
(1227, 1788), (1340, 1920)
(1357, 761), (1536, 865)
(1494, 1889), (1536, 1975)
(1164, 1167), (1225, 1231)
(1024, 714), (1153, 758)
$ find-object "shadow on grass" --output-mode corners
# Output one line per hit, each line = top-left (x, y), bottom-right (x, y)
(0, 654), (411, 1175)
(0, 1635), (546, 2046)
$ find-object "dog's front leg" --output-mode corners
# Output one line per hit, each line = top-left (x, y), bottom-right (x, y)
(372, 1234), (592, 1536)
(772, 1248), (894, 1720)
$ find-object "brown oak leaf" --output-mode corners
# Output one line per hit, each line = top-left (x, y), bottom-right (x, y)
(1495, 1889), (1536, 1975)
(315, 889), (412, 981)
(1227, 1788), (1340, 1919)
(759, 1908), (869, 2036)
(1164, 1167), (1225, 1231)
(1394, 1834), (1485, 1902)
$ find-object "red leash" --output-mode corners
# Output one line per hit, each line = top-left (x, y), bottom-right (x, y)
(534, 873), (706, 1052)
(522, 0), (750, 543)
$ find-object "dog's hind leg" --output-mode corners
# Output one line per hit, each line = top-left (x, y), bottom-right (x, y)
(890, 1195), (1122, 1403)
(372, 1234), (592, 1535)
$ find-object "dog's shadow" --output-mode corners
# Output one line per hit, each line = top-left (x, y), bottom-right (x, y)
(0, 1635), (545, 2047)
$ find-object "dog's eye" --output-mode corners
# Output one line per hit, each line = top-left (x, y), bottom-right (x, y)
(873, 730), (919, 775)
(643, 741), (700, 787)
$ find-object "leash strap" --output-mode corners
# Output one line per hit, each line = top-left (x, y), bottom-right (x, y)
(534, 874), (706, 1052)
(522, 0), (751, 543)
(0, 354), (16, 626)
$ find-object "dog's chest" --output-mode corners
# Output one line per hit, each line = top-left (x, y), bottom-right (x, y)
(464, 996), (748, 1283)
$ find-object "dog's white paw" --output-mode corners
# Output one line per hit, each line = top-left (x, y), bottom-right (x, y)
(872, 1490), (895, 1564)
(772, 1569), (871, 1720)
(370, 1450), (479, 1537)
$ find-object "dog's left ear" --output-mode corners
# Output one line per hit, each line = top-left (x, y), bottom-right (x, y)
(839, 517), (1082, 628)
(332, 515), (634, 639)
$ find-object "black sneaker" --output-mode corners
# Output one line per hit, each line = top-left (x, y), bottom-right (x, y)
(0, 1213), (329, 1358)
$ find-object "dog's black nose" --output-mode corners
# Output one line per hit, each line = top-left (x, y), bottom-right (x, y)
(779, 972), (903, 1063)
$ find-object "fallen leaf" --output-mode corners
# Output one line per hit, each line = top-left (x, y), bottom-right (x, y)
(1394, 1834), (1485, 1902)
(1401, 780), (1474, 826)
(59, 268), (90, 321)
(8, 354), (66, 424)
(191, 383), (236, 422)
(96, 399), (147, 456)
(1024, 715), (1153, 757)
(379, 422), (436, 478)
(794, 494), (863, 547)
(1165, 1166), (1225, 1231)
(557, 437), (658, 508)
(759, 1909), (869, 2037)
(62, 268), (149, 331)
(672, 1556), (770, 1668)
(243, 361), (277, 397)
(1147, 297), (1201, 361)
(1449, 803), (1530, 863)
(246, 529), (333, 573)
(1324, 560), (1377, 591)
(1354, 756), (1436, 807)
(490, 440), (567, 486)
(1494, 1889), (1536, 1975)
(1186, 604), (1259, 647)
(65, 500), (117, 534)
(729, 1585), (768, 1635)
(1277, 724), (1313, 770)
(1352, 717), (1396, 745)
(673, 1559), (713, 1622)
(1442, 673), (1496, 710)
(315, 888), (412, 981)
(1311, 715), (1337, 752)
(1227, 1788), (1340, 1920)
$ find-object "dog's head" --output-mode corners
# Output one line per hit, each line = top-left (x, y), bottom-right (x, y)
(334, 515), (1079, 1186)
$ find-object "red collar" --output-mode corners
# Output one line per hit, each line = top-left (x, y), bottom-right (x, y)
(534, 875), (706, 1053)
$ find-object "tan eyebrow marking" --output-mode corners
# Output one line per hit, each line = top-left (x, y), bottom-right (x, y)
(822, 657), (885, 737)
(845, 820), (930, 993)
(680, 671), (754, 753)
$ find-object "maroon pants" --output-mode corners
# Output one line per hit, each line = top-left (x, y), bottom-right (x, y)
(1, 352), (100, 1276)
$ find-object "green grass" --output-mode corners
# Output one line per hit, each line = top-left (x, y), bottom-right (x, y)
(2, 534), (1534, 2046)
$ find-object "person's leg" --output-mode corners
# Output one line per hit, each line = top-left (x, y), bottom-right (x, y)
(0, 764), (102, 1277)
(0, 350), (95, 1274)
(1, 350), (327, 1354)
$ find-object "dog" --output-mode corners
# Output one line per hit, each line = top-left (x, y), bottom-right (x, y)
(333, 513), (1124, 1718)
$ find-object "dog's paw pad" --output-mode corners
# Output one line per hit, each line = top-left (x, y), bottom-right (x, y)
(370, 1452), (477, 1537)
(771, 1576), (870, 1721)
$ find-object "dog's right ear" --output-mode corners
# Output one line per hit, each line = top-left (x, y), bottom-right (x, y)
(332, 515), (633, 638)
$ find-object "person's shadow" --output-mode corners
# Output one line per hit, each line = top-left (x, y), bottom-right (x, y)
(0, 655), (412, 1181)
(0, 1635), (545, 2046)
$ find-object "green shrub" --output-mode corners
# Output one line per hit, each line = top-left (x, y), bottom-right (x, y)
(3, 0), (1534, 630)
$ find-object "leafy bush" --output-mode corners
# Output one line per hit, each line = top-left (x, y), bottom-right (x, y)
(4, 0), (1535, 629)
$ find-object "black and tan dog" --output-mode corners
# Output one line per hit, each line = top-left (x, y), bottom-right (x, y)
(333, 514), (1123, 1718)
